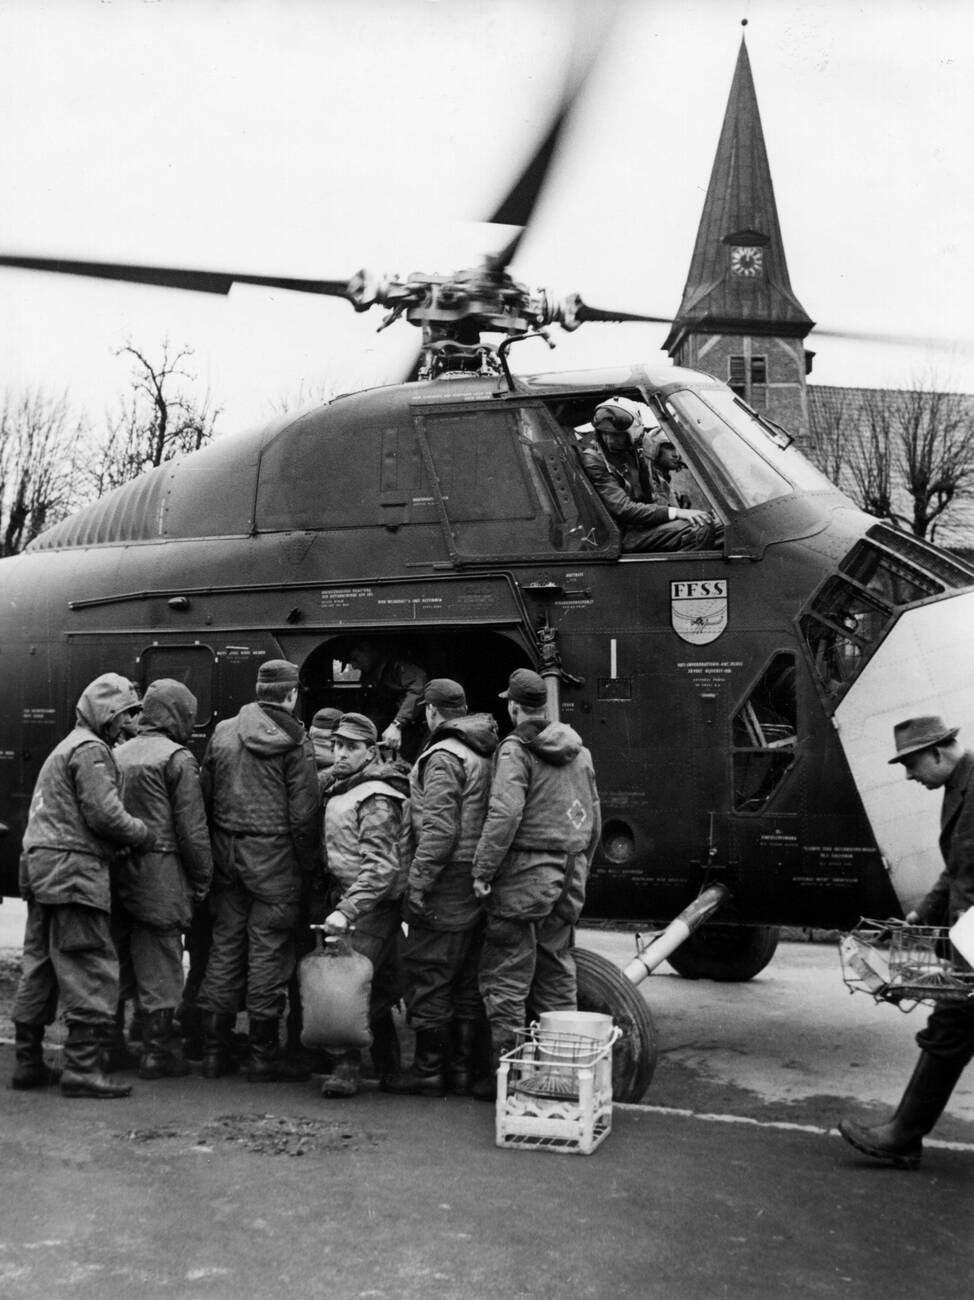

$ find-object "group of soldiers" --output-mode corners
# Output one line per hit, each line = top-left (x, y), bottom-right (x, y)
(9, 656), (601, 1105)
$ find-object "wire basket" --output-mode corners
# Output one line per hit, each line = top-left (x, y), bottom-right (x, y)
(840, 917), (974, 1011)
(495, 1026), (620, 1156)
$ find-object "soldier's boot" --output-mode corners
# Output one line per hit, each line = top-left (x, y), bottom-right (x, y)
(10, 1022), (62, 1090)
(472, 1026), (517, 1103)
(175, 1002), (203, 1063)
(381, 1026), (449, 1097)
(366, 1011), (402, 1087)
(138, 1008), (192, 1080)
(101, 1003), (140, 1074)
(839, 1052), (966, 1169)
(447, 1019), (478, 1096)
(200, 1011), (238, 1079)
(246, 1017), (312, 1083)
(60, 1022), (133, 1099)
(319, 1050), (362, 1098)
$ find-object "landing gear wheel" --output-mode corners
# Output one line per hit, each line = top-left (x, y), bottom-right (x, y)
(665, 924), (780, 982)
(573, 947), (657, 1103)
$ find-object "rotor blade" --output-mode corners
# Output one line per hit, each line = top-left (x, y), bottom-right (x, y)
(487, 5), (619, 270)
(0, 255), (352, 299)
(813, 322), (974, 354)
(574, 302), (673, 326)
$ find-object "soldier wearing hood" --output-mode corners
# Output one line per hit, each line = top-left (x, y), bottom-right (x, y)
(113, 679), (213, 1080)
(471, 669), (601, 1099)
(384, 680), (499, 1098)
(318, 712), (410, 1097)
(197, 659), (320, 1083)
(11, 673), (153, 1100)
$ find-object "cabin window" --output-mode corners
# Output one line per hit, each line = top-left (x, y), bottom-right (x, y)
(138, 644), (215, 726)
(416, 405), (612, 558)
(732, 652), (798, 813)
(799, 577), (892, 700)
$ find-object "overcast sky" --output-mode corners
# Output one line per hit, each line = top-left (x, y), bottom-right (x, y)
(2, 0), (974, 432)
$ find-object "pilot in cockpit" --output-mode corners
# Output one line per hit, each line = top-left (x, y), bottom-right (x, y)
(579, 397), (721, 552)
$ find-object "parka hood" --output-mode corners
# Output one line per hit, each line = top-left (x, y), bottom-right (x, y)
(328, 755), (411, 800)
(237, 701), (306, 756)
(139, 678), (198, 744)
(513, 719), (584, 767)
(429, 712), (499, 758)
(75, 673), (141, 740)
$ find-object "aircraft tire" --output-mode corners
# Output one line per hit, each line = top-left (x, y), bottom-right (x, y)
(665, 923), (780, 982)
(573, 946), (657, 1103)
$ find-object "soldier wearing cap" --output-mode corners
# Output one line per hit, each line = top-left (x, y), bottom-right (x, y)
(197, 659), (320, 1083)
(471, 668), (601, 1099)
(309, 706), (342, 792)
(579, 398), (719, 552)
(10, 673), (153, 1100)
(384, 679), (499, 1097)
(318, 711), (410, 1097)
(840, 715), (974, 1169)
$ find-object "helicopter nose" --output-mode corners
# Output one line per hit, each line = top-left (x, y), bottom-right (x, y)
(830, 587), (974, 914)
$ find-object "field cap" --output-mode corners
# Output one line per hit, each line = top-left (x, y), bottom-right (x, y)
(499, 668), (548, 708)
(257, 659), (299, 686)
(310, 707), (342, 733)
(421, 678), (466, 710)
(334, 712), (378, 744)
(888, 715), (959, 764)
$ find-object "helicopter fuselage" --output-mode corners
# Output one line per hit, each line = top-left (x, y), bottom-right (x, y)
(2, 361), (972, 933)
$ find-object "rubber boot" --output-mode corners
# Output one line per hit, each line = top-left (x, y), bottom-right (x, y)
(472, 1027), (517, 1103)
(839, 1051), (967, 1169)
(319, 1050), (362, 1098)
(102, 1003), (140, 1073)
(246, 1017), (312, 1083)
(201, 1011), (238, 1079)
(10, 1022), (62, 1090)
(381, 1026), (449, 1097)
(367, 1012), (402, 1087)
(61, 1022), (133, 1099)
(447, 1019), (477, 1096)
(138, 1009), (192, 1080)
(176, 1002), (203, 1063)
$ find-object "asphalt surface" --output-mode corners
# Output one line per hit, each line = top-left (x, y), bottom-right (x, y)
(0, 904), (972, 1298)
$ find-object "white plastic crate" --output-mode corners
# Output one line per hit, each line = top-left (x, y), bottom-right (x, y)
(495, 1028), (618, 1156)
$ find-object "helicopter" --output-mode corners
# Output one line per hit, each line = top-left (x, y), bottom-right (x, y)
(3, 28), (974, 1105)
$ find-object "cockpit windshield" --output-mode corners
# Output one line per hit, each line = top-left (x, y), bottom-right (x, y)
(663, 388), (836, 511)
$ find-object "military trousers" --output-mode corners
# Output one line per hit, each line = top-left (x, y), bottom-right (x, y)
(345, 901), (403, 1026)
(478, 909), (577, 1045)
(112, 905), (185, 1014)
(401, 919), (484, 1029)
(198, 881), (299, 1020)
(12, 900), (118, 1026)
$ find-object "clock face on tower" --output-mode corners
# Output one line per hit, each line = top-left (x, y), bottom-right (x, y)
(730, 245), (764, 277)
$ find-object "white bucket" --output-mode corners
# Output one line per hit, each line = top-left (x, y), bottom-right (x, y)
(537, 1011), (614, 1044)
(949, 908), (974, 966)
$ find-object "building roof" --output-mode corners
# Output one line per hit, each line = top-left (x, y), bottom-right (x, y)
(664, 38), (813, 353)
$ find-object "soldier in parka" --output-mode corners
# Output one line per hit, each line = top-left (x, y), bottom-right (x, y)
(319, 712), (410, 1097)
(113, 679), (213, 1079)
(11, 673), (153, 1099)
(384, 679), (498, 1097)
(197, 659), (320, 1083)
(472, 668), (601, 1099)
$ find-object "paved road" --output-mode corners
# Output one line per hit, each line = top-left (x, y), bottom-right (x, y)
(1, 902), (972, 1298)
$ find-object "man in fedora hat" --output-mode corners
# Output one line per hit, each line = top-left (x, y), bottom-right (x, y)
(197, 659), (319, 1083)
(839, 715), (974, 1168)
(470, 668), (601, 1099)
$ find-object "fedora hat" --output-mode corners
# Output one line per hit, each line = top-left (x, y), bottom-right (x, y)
(888, 715), (959, 764)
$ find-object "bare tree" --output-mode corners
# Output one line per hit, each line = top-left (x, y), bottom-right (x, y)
(893, 384), (974, 541)
(267, 378), (339, 417)
(0, 388), (85, 555)
(88, 342), (222, 496)
(846, 389), (896, 523)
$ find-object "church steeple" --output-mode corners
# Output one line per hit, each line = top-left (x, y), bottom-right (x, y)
(665, 31), (814, 433)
